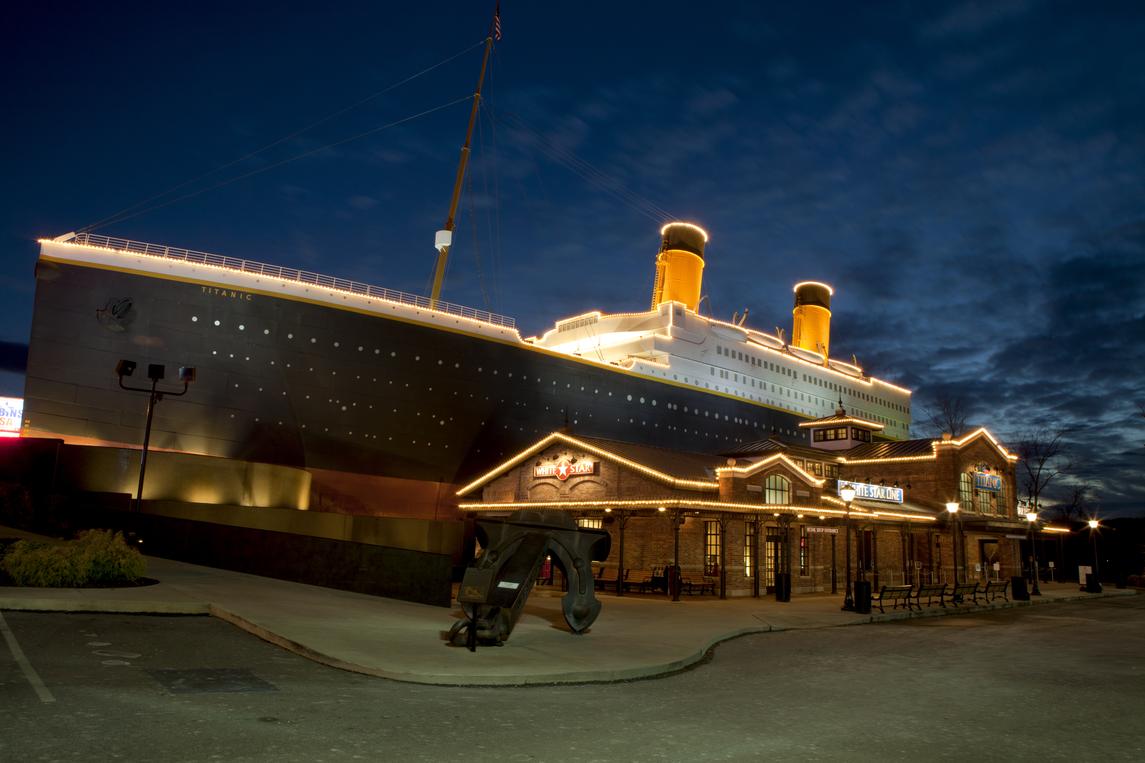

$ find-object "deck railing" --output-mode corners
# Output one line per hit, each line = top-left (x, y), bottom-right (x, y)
(65, 232), (516, 329)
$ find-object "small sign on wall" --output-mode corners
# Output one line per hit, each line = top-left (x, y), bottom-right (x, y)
(533, 460), (597, 481)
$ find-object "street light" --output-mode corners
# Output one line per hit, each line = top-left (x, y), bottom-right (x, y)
(1026, 510), (1042, 596)
(945, 502), (959, 587)
(117, 360), (195, 512)
(1087, 518), (1101, 591)
(840, 483), (856, 611)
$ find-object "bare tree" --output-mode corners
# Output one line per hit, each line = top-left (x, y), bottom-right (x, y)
(1053, 482), (1091, 523)
(1016, 428), (1071, 516)
(925, 397), (969, 438)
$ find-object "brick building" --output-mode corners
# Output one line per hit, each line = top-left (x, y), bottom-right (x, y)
(457, 406), (1030, 599)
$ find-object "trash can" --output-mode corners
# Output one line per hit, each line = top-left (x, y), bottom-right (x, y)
(854, 580), (872, 614)
(1085, 573), (1103, 593)
(774, 572), (791, 602)
(1011, 576), (1029, 601)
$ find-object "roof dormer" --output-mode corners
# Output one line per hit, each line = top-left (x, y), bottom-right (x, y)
(800, 401), (884, 451)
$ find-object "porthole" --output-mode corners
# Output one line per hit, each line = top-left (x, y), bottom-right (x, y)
(191, 316), (198, 322)
(238, 324), (245, 331)
(310, 338), (317, 343)
(213, 320), (220, 326)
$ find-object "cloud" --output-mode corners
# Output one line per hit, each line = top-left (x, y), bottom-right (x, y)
(919, 0), (1035, 41)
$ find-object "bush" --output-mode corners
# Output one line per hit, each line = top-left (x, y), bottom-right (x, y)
(1, 530), (146, 587)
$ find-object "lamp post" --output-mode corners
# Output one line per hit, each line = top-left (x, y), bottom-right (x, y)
(116, 360), (195, 512)
(945, 502), (959, 586)
(1087, 518), (1101, 588)
(1026, 511), (1041, 596)
(840, 483), (856, 611)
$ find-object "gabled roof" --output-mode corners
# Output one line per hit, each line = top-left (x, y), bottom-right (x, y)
(715, 452), (826, 487)
(796, 402), (884, 431)
(840, 427), (1019, 464)
(455, 431), (720, 497)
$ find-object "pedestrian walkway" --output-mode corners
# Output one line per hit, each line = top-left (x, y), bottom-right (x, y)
(0, 526), (1135, 685)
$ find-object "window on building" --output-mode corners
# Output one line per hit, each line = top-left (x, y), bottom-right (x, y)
(810, 461), (823, 476)
(799, 525), (809, 575)
(959, 472), (973, 512)
(576, 517), (603, 529)
(977, 486), (992, 515)
(705, 520), (721, 576)
(765, 474), (790, 505)
(997, 480), (1008, 518)
(744, 522), (755, 577)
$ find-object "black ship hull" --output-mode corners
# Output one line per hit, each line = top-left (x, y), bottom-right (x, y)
(25, 257), (806, 505)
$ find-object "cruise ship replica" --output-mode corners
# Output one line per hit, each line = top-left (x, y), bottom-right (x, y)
(25, 222), (911, 517)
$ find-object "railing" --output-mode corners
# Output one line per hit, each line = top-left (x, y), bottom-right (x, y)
(65, 232), (517, 330)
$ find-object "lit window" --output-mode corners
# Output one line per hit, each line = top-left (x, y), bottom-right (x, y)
(705, 521), (721, 576)
(576, 517), (603, 529)
(959, 473), (973, 512)
(765, 475), (790, 505)
(744, 522), (755, 577)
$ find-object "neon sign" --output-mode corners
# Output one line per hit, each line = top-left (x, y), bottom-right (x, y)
(0, 396), (23, 438)
(533, 460), (597, 481)
(837, 479), (903, 504)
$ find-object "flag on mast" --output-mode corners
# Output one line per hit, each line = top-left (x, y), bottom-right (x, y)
(493, 3), (502, 40)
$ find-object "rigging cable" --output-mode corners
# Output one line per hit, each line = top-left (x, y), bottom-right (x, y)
(79, 39), (487, 233)
(492, 109), (676, 224)
(85, 95), (474, 231)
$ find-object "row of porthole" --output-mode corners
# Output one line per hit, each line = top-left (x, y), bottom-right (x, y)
(200, 341), (805, 435)
(192, 315), (908, 432)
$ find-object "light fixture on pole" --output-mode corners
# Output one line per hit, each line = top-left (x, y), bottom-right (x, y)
(945, 502), (959, 587)
(840, 483), (856, 611)
(117, 360), (195, 512)
(1026, 510), (1042, 596)
(1087, 518), (1101, 591)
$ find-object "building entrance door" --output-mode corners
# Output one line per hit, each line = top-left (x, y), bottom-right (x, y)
(763, 533), (783, 593)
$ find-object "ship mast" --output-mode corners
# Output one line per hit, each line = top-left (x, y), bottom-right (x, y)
(429, 7), (498, 307)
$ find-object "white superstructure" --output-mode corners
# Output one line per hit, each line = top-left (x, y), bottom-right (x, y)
(532, 300), (912, 438)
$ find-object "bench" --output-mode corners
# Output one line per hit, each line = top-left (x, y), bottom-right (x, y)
(682, 576), (716, 595)
(911, 582), (948, 608)
(871, 584), (914, 613)
(625, 569), (665, 594)
(983, 579), (1009, 602)
(593, 568), (627, 592)
(951, 581), (980, 605)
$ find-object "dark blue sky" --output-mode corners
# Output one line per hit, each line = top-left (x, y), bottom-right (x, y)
(3, 1), (1143, 514)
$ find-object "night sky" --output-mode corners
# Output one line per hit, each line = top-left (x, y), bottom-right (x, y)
(4, 2), (1143, 515)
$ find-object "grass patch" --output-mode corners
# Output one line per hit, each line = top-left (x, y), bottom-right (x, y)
(1, 529), (146, 587)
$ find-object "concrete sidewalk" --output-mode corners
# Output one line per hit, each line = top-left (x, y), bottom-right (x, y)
(0, 527), (1135, 685)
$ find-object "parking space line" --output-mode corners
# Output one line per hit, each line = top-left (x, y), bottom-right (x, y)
(0, 612), (55, 703)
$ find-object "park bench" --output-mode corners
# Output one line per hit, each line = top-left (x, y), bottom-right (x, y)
(951, 581), (980, 605)
(626, 569), (663, 594)
(594, 568), (627, 592)
(870, 584), (914, 613)
(983, 579), (1009, 602)
(682, 575), (716, 595)
(911, 582), (948, 608)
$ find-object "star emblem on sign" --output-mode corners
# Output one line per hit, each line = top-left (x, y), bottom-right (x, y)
(555, 461), (572, 480)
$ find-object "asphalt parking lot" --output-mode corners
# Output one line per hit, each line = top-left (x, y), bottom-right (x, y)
(2, 594), (1142, 762)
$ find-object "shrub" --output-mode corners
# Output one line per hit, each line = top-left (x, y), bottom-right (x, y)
(1, 530), (146, 587)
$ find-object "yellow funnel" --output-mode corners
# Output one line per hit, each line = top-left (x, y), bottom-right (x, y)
(651, 222), (708, 311)
(792, 281), (833, 358)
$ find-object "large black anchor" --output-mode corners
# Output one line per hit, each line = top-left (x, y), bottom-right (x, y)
(448, 510), (611, 650)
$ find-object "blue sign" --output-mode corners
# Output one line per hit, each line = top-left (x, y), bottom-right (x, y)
(974, 472), (1002, 492)
(837, 480), (904, 504)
